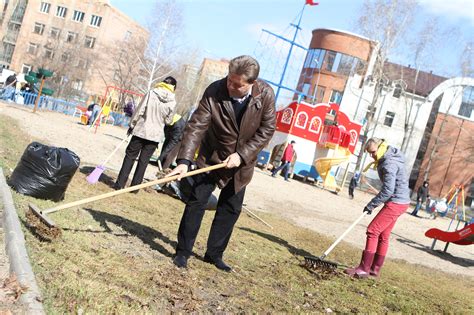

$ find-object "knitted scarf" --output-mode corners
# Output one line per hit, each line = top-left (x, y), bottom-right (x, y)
(363, 140), (388, 172)
(155, 82), (175, 93)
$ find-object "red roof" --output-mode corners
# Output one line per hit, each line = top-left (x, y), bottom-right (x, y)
(383, 62), (447, 97)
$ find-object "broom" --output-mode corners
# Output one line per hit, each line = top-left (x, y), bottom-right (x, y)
(28, 163), (226, 236)
(86, 134), (132, 184)
(304, 212), (366, 271)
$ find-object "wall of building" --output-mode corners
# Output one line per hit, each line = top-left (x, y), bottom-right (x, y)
(295, 28), (374, 105)
(414, 113), (473, 200)
(2, 0), (148, 99)
(339, 74), (434, 176)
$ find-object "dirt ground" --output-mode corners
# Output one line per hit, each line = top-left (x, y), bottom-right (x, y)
(1, 103), (472, 278)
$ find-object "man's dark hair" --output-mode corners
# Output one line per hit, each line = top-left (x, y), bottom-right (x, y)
(229, 55), (260, 83)
(291, 140), (296, 144)
(163, 76), (177, 89)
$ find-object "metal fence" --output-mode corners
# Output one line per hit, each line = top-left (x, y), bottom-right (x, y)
(11, 91), (131, 127)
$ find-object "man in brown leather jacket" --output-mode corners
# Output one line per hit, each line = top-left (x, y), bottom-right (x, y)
(167, 55), (276, 271)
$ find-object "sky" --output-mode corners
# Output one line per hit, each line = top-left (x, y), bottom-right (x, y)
(111, 0), (474, 81)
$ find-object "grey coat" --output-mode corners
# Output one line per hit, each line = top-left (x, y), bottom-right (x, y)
(366, 146), (411, 210)
(130, 87), (176, 143)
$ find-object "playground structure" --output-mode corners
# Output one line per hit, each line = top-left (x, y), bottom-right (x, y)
(260, 101), (361, 190)
(24, 68), (54, 113)
(425, 223), (473, 252)
(425, 184), (471, 253)
(88, 85), (144, 133)
(441, 184), (466, 220)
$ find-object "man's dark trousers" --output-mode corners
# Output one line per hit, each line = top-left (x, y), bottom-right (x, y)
(116, 135), (158, 188)
(176, 174), (245, 259)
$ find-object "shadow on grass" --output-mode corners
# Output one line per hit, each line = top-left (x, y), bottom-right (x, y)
(394, 233), (474, 267)
(71, 208), (178, 258)
(79, 166), (116, 187)
(238, 227), (315, 258)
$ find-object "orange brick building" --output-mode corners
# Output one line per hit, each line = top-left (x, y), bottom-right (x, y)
(295, 28), (376, 104)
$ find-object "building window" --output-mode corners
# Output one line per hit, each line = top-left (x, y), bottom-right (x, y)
(301, 83), (311, 101)
(337, 54), (355, 76)
(40, 2), (51, 13)
(304, 49), (325, 69)
(366, 107), (377, 119)
(312, 86), (325, 103)
(124, 31), (132, 40)
(56, 6), (67, 18)
(90, 15), (102, 27)
(33, 22), (45, 35)
(349, 130), (358, 145)
(309, 117), (322, 134)
(27, 43), (39, 55)
(295, 112), (308, 129)
(61, 53), (69, 62)
(72, 79), (83, 90)
(384, 111), (395, 127)
(44, 48), (54, 59)
(323, 51), (337, 71)
(330, 52), (342, 72)
(21, 64), (32, 74)
(66, 31), (78, 43)
(72, 10), (85, 22)
(393, 84), (403, 98)
(329, 90), (343, 104)
(50, 27), (61, 39)
(458, 86), (474, 118)
(77, 58), (88, 69)
(84, 36), (96, 48)
(281, 108), (293, 124)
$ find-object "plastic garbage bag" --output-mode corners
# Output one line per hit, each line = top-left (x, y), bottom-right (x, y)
(9, 142), (80, 201)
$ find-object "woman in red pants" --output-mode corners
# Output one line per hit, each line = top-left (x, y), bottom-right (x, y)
(345, 138), (410, 278)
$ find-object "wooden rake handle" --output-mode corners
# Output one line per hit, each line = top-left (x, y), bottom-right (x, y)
(321, 212), (366, 259)
(44, 163), (227, 215)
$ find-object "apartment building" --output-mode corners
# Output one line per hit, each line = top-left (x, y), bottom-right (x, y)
(0, 0), (148, 99)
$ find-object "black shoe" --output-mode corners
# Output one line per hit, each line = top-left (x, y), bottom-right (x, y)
(204, 254), (232, 272)
(173, 255), (188, 268)
(129, 189), (139, 194)
(271, 174), (276, 178)
(112, 183), (122, 191)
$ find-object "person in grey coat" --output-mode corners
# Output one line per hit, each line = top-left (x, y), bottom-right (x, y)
(345, 138), (410, 279)
(113, 76), (177, 191)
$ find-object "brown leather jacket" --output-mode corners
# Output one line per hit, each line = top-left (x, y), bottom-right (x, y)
(178, 77), (276, 192)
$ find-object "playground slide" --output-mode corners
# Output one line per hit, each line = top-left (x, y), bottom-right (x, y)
(425, 224), (474, 246)
(314, 147), (351, 190)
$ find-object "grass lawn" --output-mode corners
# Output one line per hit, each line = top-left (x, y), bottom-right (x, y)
(1, 114), (473, 313)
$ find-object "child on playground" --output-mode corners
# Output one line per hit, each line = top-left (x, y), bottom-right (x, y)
(428, 198), (448, 219)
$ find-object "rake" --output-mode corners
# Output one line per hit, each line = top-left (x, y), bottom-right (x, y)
(86, 134), (132, 184)
(304, 212), (366, 271)
(28, 163), (226, 233)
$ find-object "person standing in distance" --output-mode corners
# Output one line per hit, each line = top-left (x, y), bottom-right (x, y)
(345, 138), (410, 278)
(167, 55), (276, 272)
(114, 76), (177, 191)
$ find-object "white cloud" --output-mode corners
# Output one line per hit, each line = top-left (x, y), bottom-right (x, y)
(419, 0), (474, 22)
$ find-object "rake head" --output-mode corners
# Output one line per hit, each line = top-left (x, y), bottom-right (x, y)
(26, 203), (62, 241)
(304, 256), (338, 271)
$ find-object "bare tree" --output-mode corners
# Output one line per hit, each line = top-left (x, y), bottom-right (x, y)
(24, 24), (101, 101)
(354, 0), (417, 171)
(460, 41), (473, 77)
(139, 0), (184, 92)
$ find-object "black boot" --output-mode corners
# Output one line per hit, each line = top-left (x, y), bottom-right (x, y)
(204, 254), (232, 272)
(173, 255), (188, 268)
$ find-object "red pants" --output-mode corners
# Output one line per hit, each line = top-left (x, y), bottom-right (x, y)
(365, 202), (409, 256)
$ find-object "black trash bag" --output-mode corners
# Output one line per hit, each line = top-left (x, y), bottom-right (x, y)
(9, 142), (80, 201)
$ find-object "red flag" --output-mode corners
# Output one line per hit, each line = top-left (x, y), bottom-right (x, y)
(306, 0), (319, 5)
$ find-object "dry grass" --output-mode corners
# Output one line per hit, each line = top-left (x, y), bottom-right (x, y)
(1, 114), (473, 313)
